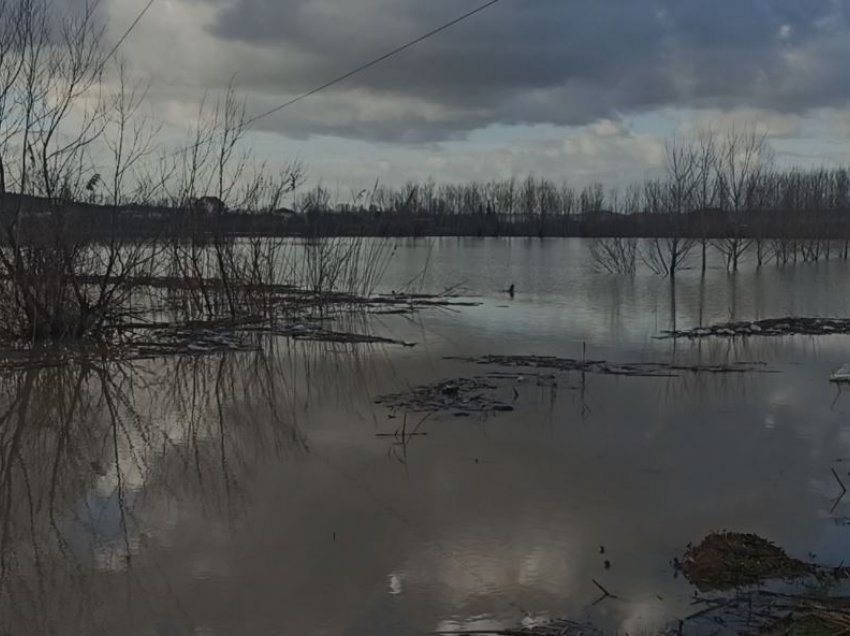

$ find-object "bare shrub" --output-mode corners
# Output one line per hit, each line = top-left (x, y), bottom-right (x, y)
(0, 0), (154, 341)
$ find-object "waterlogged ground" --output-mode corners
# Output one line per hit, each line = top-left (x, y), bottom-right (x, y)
(5, 239), (850, 635)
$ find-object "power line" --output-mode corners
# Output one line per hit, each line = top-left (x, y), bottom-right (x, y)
(100, 0), (156, 70)
(143, 0), (502, 166)
(244, 0), (503, 128)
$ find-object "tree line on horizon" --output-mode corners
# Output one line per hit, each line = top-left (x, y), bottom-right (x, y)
(289, 128), (850, 274)
(0, 0), (848, 345)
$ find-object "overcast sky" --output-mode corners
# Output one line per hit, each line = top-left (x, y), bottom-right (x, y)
(104, 0), (850, 188)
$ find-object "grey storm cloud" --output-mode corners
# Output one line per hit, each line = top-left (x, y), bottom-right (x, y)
(191, 0), (850, 141)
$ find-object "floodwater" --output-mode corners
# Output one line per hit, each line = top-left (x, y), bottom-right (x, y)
(4, 238), (850, 635)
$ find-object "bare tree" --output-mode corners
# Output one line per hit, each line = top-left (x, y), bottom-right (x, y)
(642, 139), (700, 277)
(693, 130), (719, 273)
(0, 1), (309, 339)
(0, 0), (116, 340)
(712, 126), (774, 272)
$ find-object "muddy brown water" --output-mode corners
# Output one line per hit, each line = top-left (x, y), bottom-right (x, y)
(4, 238), (850, 635)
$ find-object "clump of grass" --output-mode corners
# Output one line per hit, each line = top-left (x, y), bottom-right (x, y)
(681, 532), (813, 592)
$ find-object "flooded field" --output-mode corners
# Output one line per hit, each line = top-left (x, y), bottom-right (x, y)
(5, 238), (850, 635)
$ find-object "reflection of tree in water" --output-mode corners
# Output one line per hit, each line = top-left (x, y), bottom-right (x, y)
(0, 346), (311, 634)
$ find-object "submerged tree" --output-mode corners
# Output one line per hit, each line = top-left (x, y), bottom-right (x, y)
(712, 127), (774, 272)
(642, 139), (700, 277)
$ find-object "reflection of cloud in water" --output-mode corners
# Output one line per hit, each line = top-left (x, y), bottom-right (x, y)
(5, 250), (850, 634)
(400, 526), (581, 606)
(388, 573), (403, 596)
(0, 347), (319, 634)
(618, 599), (670, 636)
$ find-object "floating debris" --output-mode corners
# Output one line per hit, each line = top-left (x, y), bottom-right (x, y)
(679, 532), (850, 593)
(271, 324), (416, 346)
(670, 533), (850, 634)
(671, 590), (850, 636)
(270, 289), (481, 315)
(660, 317), (850, 339)
(450, 355), (772, 378)
(376, 376), (518, 415)
(129, 325), (259, 358)
(433, 618), (601, 636)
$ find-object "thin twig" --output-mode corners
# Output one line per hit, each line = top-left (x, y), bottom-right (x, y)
(833, 467), (847, 495)
(591, 578), (618, 605)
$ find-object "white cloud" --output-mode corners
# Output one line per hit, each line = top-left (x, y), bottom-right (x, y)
(675, 108), (805, 139)
(278, 121), (666, 190)
(85, 0), (850, 189)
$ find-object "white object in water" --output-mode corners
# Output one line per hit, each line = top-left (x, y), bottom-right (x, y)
(388, 573), (403, 596)
(830, 364), (850, 383)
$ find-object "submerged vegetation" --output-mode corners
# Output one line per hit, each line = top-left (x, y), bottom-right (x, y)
(0, 0), (847, 353)
(451, 354), (774, 378)
(1, 0), (849, 354)
(660, 317), (850, 339)
(274, 129), (850, 279)
(453, 533), (850, 636)
(0, 0), (425, 348)
(434, 620), (602, 636)
(376, 354), (773, 420)
(6, 3), (850, 636)
(674, 533), (850, 636)
(680, 533), (814, 592)
(377, 376), (520, 416)
(699, 592), (850, 636)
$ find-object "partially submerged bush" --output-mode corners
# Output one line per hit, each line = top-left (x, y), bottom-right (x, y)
(0, 239), (136, 342)
(681, 532), (812, 591)
(0, 1), (319, 344)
